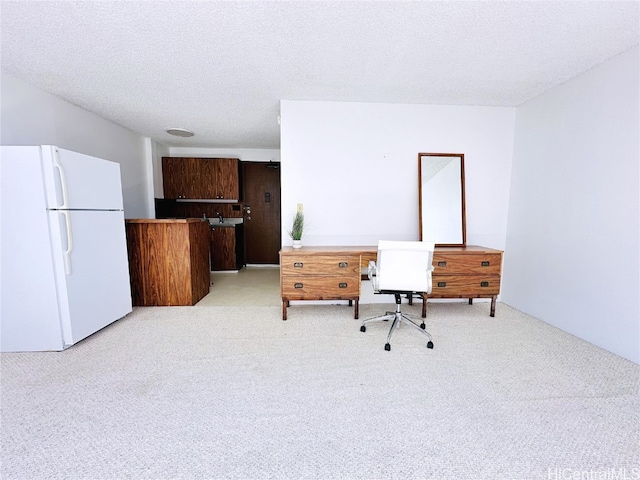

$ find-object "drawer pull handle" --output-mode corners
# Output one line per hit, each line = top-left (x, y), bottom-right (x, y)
(294, 262), (303, 268)
(339, 282), (348, 288)
(294, 283), (303, 289)
(481, 261), (490, 267)
(338, 262), (348, 268)
(437, 282), (447, 288)
(481, 281), (489, 287)
(438, 261), (447, 267)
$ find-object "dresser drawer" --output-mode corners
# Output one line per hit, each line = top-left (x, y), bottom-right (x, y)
(281, 275), (360, 298)
(430, 275), (501, 296)
(432, 253), (502, 275)
(281, 255), (360, 276)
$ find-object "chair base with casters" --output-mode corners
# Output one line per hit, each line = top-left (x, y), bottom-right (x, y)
(360, 292), (434, 351)
(360, 240), (436, 351)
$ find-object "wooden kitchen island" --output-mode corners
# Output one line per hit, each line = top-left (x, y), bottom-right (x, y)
(125, 219), (210, 306)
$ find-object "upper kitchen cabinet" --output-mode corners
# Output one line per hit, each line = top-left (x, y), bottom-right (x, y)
(212, 158), (240, 200)
(162, 157), (241, 201)
(162, 157), (190, 199)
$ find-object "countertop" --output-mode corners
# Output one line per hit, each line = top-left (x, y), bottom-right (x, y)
(126, 218), (206, 224)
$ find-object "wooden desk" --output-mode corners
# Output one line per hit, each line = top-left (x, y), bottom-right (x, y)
(279, 245), (503, 320)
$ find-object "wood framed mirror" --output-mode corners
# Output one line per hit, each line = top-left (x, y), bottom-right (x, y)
(418, 153), (466, 246)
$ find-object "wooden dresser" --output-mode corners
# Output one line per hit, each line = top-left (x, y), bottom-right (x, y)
(428, 245), (503, 317)
(126, 219), (210, 306)
(280, 246), (365, 320)
(280, 245), (503, 320)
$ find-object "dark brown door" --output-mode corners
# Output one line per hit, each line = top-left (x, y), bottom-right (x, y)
(242, 162), (281, 264)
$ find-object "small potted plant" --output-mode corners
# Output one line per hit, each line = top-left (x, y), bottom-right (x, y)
(288, 210), (304, 248)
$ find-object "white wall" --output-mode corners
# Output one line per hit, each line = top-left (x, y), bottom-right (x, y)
(1, 73), (153, 218)
(502, 46), (639, 364)
(151, 139), (171, 199)
(168, 147), (280, 162)
(280, 100), (515, 248)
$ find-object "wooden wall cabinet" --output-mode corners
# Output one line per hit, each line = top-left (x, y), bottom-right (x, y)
(210, 224), (245, 271)
(162, 157), (240, 200)
(162, 157), (204, 198)
(212, 158), (240, 200)
(125, 219), (210, 306)
(280, 247), (362, 320)
(160, 157), (183, 199)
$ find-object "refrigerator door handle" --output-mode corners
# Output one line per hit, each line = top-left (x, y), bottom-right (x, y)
(61, 211), (73, 275)
(53, 148), (70, 209)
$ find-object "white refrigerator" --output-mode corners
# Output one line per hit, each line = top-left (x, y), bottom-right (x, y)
(1, 145), (133, 352)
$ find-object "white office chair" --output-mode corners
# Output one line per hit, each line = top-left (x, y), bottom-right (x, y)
(360, 240), (435, 351)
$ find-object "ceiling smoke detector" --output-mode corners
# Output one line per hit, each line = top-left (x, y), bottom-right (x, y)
(166, 128), (194, 137)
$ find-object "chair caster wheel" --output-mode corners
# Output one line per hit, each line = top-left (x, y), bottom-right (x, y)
(420, 323), (426, 329)
(384, 343), (391, 351)
(360, 325), (366, 332)
(427, 341), (434, 349)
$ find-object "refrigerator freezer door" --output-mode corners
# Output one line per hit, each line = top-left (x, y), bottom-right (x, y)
(41, 146), (124, 211)
(49, 209), (132, 346)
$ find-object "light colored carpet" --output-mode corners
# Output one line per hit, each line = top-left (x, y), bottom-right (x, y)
(1, 301), (638, 480)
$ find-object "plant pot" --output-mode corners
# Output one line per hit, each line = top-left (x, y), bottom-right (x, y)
(292, 240), (302, 249)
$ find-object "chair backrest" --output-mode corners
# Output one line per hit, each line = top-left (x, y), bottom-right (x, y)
(375, 240), (435, 293)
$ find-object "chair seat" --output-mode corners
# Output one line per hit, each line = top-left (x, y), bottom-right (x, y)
(376, 289), (423, 295)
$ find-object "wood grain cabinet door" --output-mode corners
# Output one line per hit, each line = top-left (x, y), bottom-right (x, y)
(210, 227), (238, 271)
(162, 157), (206, 199)
(162, 157), (187, 199)
(194, 159), (217, 199)
(213, 158), (240, 200)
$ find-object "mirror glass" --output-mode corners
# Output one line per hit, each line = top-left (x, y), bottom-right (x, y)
(418, 153), (466, 246)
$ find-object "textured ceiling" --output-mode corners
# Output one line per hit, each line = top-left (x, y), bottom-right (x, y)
(1, 1), (638, 149)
